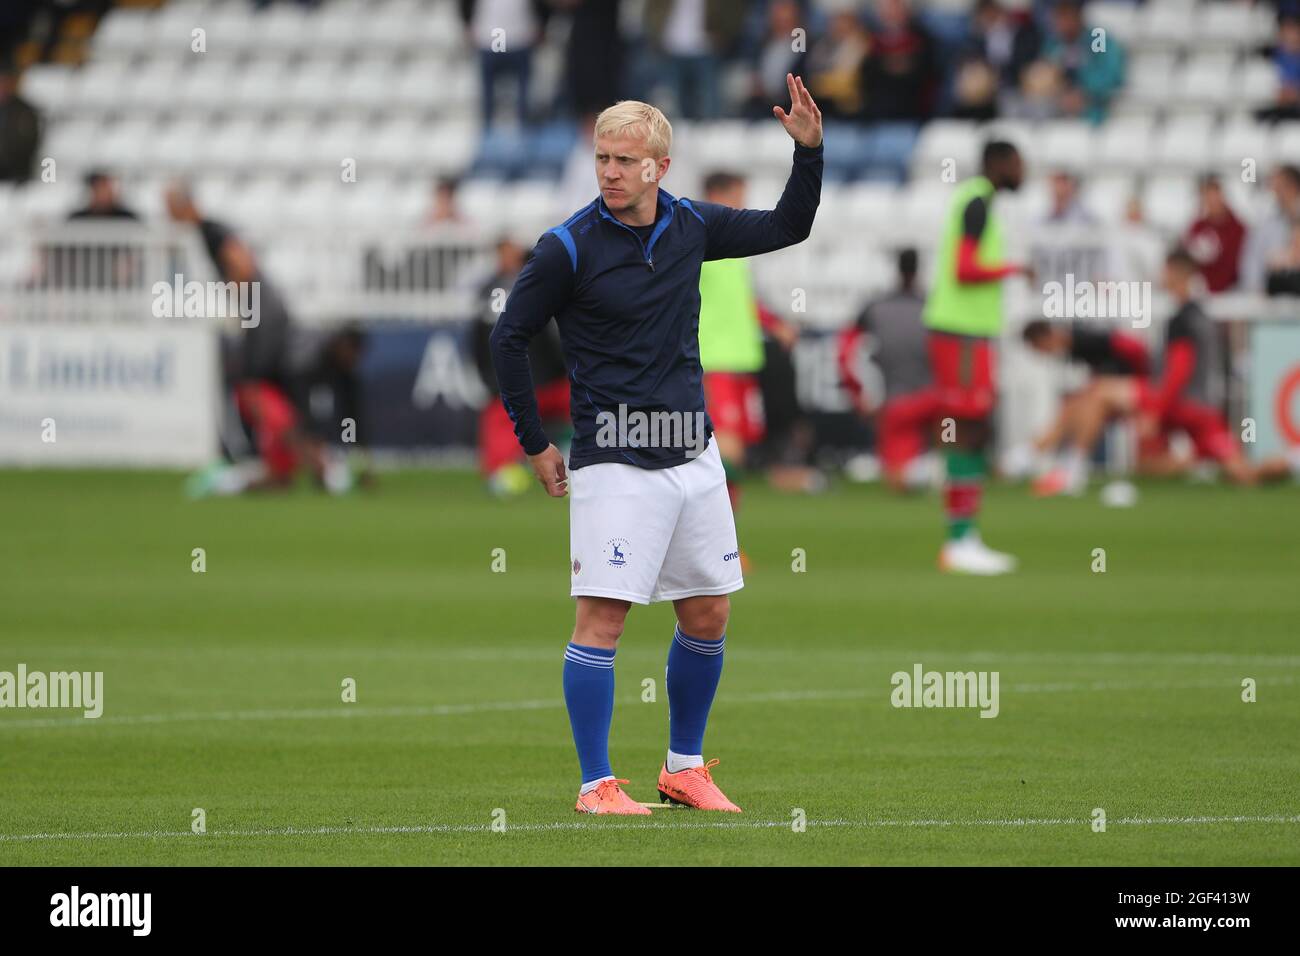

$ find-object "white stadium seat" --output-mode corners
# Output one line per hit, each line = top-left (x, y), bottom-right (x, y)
(1153, 115), (1215, 170)
(1038, 121), (1097, 173)
(1080, 174), (1137, 224)
(1177, 53), (1239, 108)
(1239, 59), (1281, 107)
(18, 64), (74, 115)
(76, 60), (132, 114)
(1141, 175), (1197, 233)
(1096, 116), (1156, 171)
(1214, 117), (1273, 172)
(1137, 4), (1195, 50)
(230, 61), (290, 113)
(92, 9), (157, 58)
(1127, 52), (1176, 105)
(173, 60), (241, 112)
(121, 59), (183, 114)
(1084, 3), (1141, 45)
(911, 120), (979, 179)
(92, 118), (162, 170)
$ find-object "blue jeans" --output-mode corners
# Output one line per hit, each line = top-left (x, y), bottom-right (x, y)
(479, 47), (533, 128)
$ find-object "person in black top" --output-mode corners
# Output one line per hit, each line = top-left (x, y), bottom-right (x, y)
(167, 182), (358, 496)
(1020, 318), (1151, 495)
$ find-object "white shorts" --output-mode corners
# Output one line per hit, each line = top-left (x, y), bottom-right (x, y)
(568, 438), (744, 605)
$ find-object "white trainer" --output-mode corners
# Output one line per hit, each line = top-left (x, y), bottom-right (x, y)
(939, 532), (1018, 575)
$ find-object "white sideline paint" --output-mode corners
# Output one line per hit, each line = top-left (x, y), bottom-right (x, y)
(16, 645), (1300, 668)
(2, 815), (1298, 844)
(1, 676), (1294, 731)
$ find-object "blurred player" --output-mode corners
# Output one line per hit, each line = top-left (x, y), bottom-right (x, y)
(696, 171), (800, 515)
(924, 141), (1030, 574)
(490, 81), (822, 814)
(171, 183), (352, 497)
(1036, 249), (1299, 490)
(1018, 319), (1150, 494)
(838, 248), (938, 492)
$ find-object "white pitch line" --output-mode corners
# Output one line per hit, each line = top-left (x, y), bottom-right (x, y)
(15, 646), (1300, 668)
(1, 676), (1293, 731)
(0, 689), (860, 730)
(2, 815), (1298, 844)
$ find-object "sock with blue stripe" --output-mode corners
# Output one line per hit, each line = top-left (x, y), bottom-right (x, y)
(665, 626), (725, 773)
(563, 643), (616, 791)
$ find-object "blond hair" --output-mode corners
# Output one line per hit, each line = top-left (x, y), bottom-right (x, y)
(594, 101), (673, 158)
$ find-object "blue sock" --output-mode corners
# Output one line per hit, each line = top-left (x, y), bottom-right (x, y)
(563, 643), (616, 785)
(666, 626), (725, 757)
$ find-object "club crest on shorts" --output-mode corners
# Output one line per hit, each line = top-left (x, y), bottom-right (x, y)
(572, 558), (581, 575)
(604, 538), (629, 568)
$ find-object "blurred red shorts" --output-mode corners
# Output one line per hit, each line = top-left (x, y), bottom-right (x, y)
(1135, 381), (1235, 463)
(927, 332), (996, 421)
(704, 371), (765, 446)
(234, 380), (299, 479)
(878, 388), (941, 476)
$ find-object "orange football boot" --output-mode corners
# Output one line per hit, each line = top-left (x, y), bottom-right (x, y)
(574, 778), (652, 815)
(657, 759), (742, 812)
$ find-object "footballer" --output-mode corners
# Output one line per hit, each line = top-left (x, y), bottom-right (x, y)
(490, 77), (823, 814)
(924, 141), (1031, 575)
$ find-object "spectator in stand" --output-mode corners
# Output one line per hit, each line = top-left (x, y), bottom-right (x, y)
(1264, 221), (1300, 295)
(950, 57), (999, 121)
(805, 10), (870, 120)
(1042, 169), (1095, 225)
(1109, 193), (1165, 284)
(460, 0), (549, 128)
(744, 0), (807, 120)
(0, 4), (39, 63)
(0, 60), (39, 183)
(1183, 175), (1247, 293)
(962, 0), (1040, 90)
(61, 170), (140, 290)
(427, 177), (466, 226)
(68, 170), (138, 221)
(1260, 14), (1300, 121)
(556, 0), (623, 119)
(1002, 57), (1061, 121)
(1036, 0), (1125, 124)
(643, 0), (746, 121)
(1240, 164), (1300, 292)
(860, 0), (937, 122)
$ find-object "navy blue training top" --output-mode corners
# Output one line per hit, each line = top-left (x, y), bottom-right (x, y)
(489, 141), (824, 470)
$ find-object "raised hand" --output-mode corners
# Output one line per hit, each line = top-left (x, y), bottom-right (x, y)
(773, 73), (823, 149)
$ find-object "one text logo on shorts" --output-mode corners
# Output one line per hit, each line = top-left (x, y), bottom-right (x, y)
(1041, 274), (1152, 329)
(605, 539), (629, 568)
(50, 886), (151, 936)
(0, 664), (103, 718)
(151, 273), (261, 328)
(722, 550), (739, 562)
(594, 404), (709, 458)
(890, 662), (1000, 718)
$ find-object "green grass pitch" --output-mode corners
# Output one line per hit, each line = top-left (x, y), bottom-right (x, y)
(1, 469), (1297, 866)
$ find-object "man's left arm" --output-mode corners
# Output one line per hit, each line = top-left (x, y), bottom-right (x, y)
(698, 73), (824, 261)
(696, 143), (824, 261)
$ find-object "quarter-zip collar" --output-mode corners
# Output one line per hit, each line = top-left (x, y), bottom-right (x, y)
(597, 188), (679, 271)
